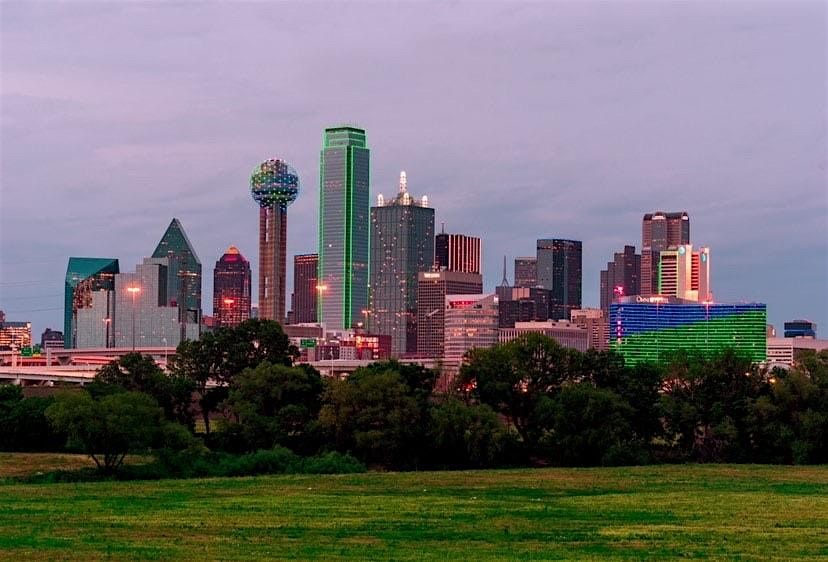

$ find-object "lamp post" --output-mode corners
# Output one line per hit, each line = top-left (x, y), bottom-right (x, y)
(127, 286), (141, 351)
(102, 317), (111, 349)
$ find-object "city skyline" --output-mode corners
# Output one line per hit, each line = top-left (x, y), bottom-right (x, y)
(1, 2), (825, 336)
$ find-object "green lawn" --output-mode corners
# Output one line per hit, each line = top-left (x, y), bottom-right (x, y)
(1, 464), (826, 560)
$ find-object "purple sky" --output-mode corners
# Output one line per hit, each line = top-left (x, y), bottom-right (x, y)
(1, 1), (826, 339)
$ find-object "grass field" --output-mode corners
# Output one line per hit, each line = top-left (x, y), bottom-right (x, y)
(1, 462), (826, 560)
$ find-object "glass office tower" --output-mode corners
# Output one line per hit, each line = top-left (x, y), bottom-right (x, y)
(151, 218), (202, 338)
(318, 126), (370, 330)
(370, 172), (435, 354)
(537, 239), (582, 320)
(64, 257), (119, 348)
(213, 245), (252, 327)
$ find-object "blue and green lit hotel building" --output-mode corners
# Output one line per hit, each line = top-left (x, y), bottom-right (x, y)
(609, 297), (767, 365)
(318, 126), (370, 330)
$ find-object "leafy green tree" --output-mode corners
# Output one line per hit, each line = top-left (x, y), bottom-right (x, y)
(458, 333), (577, 448)
(225, 362), (323, 453)
(660, 349), (765, 462)
(169, 319), (298, 434)
(0, 386), (65, 452)
(319, 368), (424, 468)
(46, 391), (166, 472)
(427, 397), (512, 468)
(91, 353), (195, 427)
(533, 383), (644, 466)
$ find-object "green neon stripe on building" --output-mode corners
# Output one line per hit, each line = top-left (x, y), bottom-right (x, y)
(317, 150), (325, 323)
(344, 145), (354, 328)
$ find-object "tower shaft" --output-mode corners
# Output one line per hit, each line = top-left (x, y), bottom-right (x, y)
(259, 205), (287, 322)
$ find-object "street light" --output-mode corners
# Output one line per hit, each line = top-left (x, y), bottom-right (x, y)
(102, 317), (111, 349)
(127, 286), (141, 351)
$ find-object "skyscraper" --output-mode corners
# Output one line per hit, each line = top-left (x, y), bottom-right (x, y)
(213, 245), (252, 327)
(370, 171), (435, 354)
(113, 258), (183, 348)
(599, 245), (641, 312)
(514, 257), (537, 287)
(251, 159), (299, 323)
(444, 293), (499, 374)
(64, 257), (119, 348)
(435, 230), (481, 273)
(318, 126), (370, 330)
(416, 270), (483, 358)
(151, 218), (202, 339)
(293, 253), (318, 324)
(537, 239), (582, 320)
(657, 244), (711, 302)
(641, 211), (690, 296)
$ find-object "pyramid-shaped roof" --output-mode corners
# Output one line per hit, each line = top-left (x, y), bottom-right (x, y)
(152, 218), (200, 265)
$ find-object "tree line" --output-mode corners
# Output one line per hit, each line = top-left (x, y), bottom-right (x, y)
(2, 320), (827, 478)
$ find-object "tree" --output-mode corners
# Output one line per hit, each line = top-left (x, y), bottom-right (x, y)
(91, 353), (195, 427)
(427, 398), (513, 468)
(169, 319), (298, 434)
(533, 383), (643, 466)
(46, 391), (166, 472)
(319, 368), (424, 468)
(458, 333), (577, 448)
(0, 386), (64, 452)
(660, 349), (765, 462)
(225, 362), (323, 453)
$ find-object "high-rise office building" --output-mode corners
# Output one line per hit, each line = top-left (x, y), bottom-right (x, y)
(784, 320), (817, 338)
(318, 126), (370, 330)
(444, 293), (499, 373)
(570, 308), (608, 351)
(64, 257), (119, 348)
(213, 245), (252, 327)
(293, 254), (318, 324)
(151, 219), (202, 338)
(514, 257), (537, 287)
(537, 239), (582, 320)
(657, 244), (711, 302)
(41, 328), (64, 350)
(416, 270), (483, 358)
(498, 286), (552, 328)
(641, 211), (690, 296)
(113, 258), (192, 348)
(0, 318), (32, 351)
(370, 171), (435, 354)
(610, 298), (766, 365)
(599, 245), (641, 312)
(435, 230), (481, 274)
(251, 159), (299, 323)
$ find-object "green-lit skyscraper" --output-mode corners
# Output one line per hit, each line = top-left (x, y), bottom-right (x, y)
(318, 126), (370, 330)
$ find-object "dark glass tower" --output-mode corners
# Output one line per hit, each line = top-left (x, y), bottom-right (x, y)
(293, 253), (318, 324)
(151, 218), (202, 335)
(514, 257), (537, 287)
(213, 245), (252, 327)
(370, 172), (435, 354)
(537, 239), (582, 320)
(318, 126), (370, 330)
(251, 159), (299, 323)
(600, 245), (641, 311)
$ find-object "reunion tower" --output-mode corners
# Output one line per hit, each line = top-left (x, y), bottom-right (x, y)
(250, 159), (299, 323)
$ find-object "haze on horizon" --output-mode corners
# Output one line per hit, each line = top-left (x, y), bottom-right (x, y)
(1, 1), (826, 338)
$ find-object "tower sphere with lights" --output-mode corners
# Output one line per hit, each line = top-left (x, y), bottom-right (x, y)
(250, 158), (299, 323)
(250, 159), (300, 209)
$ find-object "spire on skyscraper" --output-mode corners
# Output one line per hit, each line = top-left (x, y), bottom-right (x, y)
(500, 255), (510, 287)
